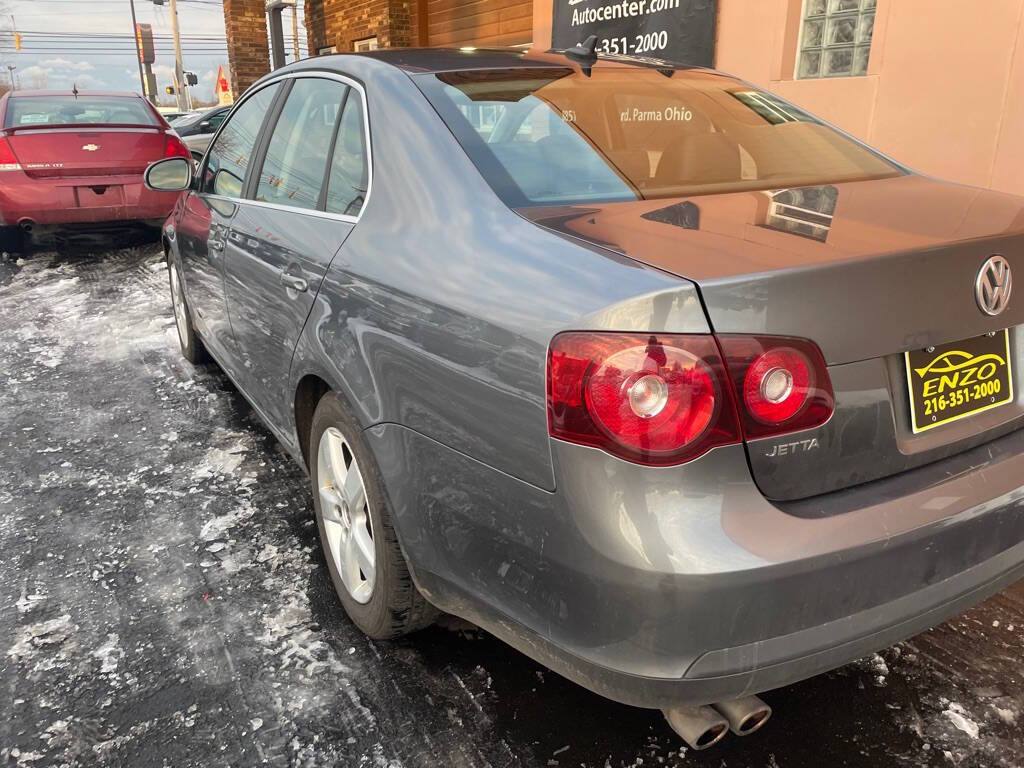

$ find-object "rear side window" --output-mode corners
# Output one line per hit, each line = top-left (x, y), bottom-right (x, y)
(254, 78), (347, 210)
(3, 96), (157, 128)
(416, 67), (902, 207)
(324, 94), (368, 216)
(202, 83), (280, 198)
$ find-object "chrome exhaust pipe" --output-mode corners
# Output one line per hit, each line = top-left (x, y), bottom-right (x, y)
(18, 219), (35, 234)
(712, 695), (772, 736)
(662, 705), (729, 750)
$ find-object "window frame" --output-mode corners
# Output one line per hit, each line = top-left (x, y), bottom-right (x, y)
(197, 70), (373, 224)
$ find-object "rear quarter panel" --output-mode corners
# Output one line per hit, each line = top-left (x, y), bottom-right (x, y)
(288, 59), (708, 491)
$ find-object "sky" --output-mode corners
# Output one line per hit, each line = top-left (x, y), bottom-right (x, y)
(0, 0), (307, 105)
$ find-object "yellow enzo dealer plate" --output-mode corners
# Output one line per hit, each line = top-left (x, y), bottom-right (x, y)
(905, 330), (1014, 434)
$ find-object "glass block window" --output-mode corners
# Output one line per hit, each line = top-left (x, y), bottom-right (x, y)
(798, 0), (876, 78)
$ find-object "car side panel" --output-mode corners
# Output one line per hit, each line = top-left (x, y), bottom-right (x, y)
(224, 203), (352, 434)
(176, 192), (237, 362)
(286, 61), (708, 491)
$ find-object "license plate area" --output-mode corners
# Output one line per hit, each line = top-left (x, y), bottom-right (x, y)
(905, 330), (1014, 434)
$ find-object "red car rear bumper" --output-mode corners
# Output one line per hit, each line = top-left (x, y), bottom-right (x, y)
(0, 172), (180, 228)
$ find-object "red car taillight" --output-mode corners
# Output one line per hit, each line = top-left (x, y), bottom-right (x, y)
(717, 335), (834, 440)
(164, 134), (190, 159)
(547, 333), (741, 466)
(547, 332), (834, 465)
(0, 137), (21, 172)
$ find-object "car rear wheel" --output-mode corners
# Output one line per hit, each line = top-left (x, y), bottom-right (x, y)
(310, 392), (438, 638)
(168, 255), (209, 364)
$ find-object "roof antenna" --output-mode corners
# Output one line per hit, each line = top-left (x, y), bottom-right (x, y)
(72, 83), (79, 98)
(564, 34), (599, 77)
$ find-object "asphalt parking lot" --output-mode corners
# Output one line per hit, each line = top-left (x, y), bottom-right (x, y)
(1, 241), (1022, 768)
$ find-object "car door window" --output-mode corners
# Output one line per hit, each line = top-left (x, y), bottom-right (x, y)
(201, 84), (279, 198)
(207, 111), (227, 132)
(254, 78), (347, 211)
(324, 93), (368, 217)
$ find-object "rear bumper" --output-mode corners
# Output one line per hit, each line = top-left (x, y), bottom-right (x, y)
(368, 423), (1024, 708)
(0, 171), (178, 227)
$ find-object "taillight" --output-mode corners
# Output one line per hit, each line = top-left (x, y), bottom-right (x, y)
(0, 138), (21, 171)
(547, 333), (741, 465)
(547, 332), (834, 465)
(164, 134), (190, 159)
(718, 335), (834, 439)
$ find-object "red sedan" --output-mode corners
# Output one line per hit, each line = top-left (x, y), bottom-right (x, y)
(0, 90), (191, 251)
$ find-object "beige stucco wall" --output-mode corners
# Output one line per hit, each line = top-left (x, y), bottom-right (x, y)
(716, 0), (1024, 196)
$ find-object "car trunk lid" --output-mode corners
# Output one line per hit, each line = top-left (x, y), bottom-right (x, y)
(4, 125), (167, 179)
(520, 174), (1024, 500)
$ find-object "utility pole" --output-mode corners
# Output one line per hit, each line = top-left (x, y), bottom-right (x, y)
(266, 1), (295, 70)
(291, 4), (300, 62)
(128, 0), (148, 99)
(168, 0), (187, 112)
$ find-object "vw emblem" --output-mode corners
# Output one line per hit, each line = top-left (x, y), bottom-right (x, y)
(976, 255), (1012, 316)
(81, 144), (100, 152)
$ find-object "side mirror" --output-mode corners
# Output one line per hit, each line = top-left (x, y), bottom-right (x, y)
(144, 157), (192, 192)
(199, 120), (211, 131)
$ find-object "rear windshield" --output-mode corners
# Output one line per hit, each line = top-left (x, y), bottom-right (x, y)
(416, 67), (902, 206)
(3, 96), (158, 128)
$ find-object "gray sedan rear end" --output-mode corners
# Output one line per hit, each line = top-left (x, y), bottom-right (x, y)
(149, 48), (1024, 744)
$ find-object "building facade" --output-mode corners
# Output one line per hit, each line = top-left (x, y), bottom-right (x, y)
(222, 0), (1024, 196)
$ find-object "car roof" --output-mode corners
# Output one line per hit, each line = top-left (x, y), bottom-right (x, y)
(354, 47), (553, 73)
(308, 46), (710, 77)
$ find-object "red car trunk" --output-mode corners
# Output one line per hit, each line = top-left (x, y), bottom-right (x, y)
(6, 126), (169, 179)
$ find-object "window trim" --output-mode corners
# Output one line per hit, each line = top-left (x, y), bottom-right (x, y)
(317, 85), (351, 210)
(198, 70), (373, 225)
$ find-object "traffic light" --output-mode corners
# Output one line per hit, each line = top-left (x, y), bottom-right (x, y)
(13, 33), (21, 51)
(184, 71), (198, 86)
(165, 86), (175, 95)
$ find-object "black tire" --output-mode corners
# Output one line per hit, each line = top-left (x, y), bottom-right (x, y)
(309, 392), (438, 638)
(0, 226), (27, 254)
(167, 253), (209, 364)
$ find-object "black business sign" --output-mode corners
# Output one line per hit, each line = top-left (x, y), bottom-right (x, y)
(552, 0), (716, 67)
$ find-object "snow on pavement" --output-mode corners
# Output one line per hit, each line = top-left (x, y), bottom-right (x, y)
(1, 244), (1022, 768)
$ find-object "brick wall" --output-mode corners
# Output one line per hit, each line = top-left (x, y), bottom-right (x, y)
(223, 0), (271, 97)
(305, 0), (417, 54)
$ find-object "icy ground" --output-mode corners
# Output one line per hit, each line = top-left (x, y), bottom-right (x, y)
(0, 243), (1022, 768)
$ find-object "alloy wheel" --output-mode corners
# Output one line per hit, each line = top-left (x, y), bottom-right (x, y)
(317, 426), (376, 604)
(169, 265), (189, 348)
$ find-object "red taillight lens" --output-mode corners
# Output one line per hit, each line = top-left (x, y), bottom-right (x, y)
(547, 333), (741, 465)
(165, 134), (190, 159)
(718, 335), (834, 439)
(0, 137), (21, 171)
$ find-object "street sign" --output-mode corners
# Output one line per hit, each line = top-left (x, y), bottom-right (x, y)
(136, 23), (155, 64)
(551, 0), (717, 67)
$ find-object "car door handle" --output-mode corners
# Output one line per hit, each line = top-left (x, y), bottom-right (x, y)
(280, 272), (308, 293)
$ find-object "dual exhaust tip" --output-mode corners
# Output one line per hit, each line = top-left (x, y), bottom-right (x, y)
(663, 695), (772, 751)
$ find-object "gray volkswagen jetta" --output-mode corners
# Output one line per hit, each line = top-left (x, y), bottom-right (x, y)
(145, 48), (1024, 749)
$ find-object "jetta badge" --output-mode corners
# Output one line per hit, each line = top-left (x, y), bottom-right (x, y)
(82, 144), (100, 152)
(976, 255), (1012, 316)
